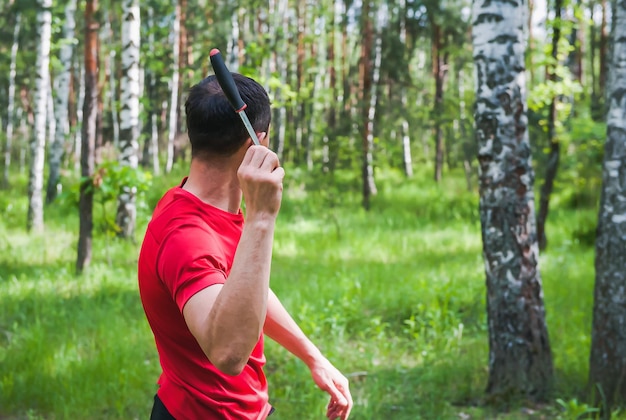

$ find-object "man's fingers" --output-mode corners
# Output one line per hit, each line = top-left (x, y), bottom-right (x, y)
(326, 399), (349, 420)
(260, 149), (280, 171)
(242, 145), (280, 171)
(271, 166), (285, 182)
(324, 380), (352, 420)
(326, 400), (339, 419)
(322, 382), (348, 407)
(248, 146), (270, 168)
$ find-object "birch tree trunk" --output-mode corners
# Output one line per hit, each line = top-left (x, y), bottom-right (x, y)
(104, 12), (120, 149)
(116, 0), (141, 239)
(360, 0), (379, 210)
(294, 0), (307, 164)
(307, 13), (326, 171)
(74, 62), (85, 172)
(3, 12), (21, 189)
(178, 0), (188, 139)
(399, 0), (413, 178)
(165, 0), (180, 174)
(472, 0), (553, 401)
(142, 6), (160, 175)
(322, 0), (341, 173)
(77, 0), (99, 274)
(432, 19), (448, 182)
(227, 6), (241, 72)
(589, 1), (626, 411)
(27, 0), (52, 232)
(401, 92), (413, 178)
(270, 0), (289, 160)
(46, 0), (76, 203)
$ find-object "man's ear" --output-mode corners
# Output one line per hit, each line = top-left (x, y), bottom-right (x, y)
(256, 132), (268, 147)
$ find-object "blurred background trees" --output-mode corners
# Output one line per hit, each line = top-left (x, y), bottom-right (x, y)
(0, 0), (609, 220)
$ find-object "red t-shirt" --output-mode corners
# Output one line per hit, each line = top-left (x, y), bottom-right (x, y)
(138, 180), (271, 420)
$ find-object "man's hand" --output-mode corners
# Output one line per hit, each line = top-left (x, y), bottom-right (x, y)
(238, 143), (284, 222)
(309, 357), (353, 420)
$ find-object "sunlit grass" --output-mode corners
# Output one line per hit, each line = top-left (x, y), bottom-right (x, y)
(0, 166), (617, 419)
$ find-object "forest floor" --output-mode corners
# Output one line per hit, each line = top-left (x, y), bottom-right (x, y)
(0, 165), (620, 419)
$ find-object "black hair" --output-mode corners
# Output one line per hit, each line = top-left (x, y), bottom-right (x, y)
(184, 73), (271, 157)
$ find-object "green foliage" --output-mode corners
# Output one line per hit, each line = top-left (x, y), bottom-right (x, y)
(59, 161), (153, 236)
(549, 113), (605, 211)
(554, 398), (600, 419)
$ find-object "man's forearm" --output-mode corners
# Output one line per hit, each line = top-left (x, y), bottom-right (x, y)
(205, 219), (275, 372)
(265, 289), (354, 419)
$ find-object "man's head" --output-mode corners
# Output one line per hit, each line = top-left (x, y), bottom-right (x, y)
(185, 73), (271, 158)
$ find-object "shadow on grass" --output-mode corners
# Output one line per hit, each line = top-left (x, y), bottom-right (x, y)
(0, 269), (157, 419)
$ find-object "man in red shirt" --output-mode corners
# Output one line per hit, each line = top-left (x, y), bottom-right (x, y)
(138, 73), (352, 420)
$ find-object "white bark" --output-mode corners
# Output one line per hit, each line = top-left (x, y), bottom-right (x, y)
(227, 7), (241, 72)
(74, 63), (85, 172)
(46, 0), (76, 203)
(472, 0), (552, 399)
(27, 0), (52, 232)
(4, 12), (21, 188)
(147, 6), (160, 175)
(399, 0), (413, 178)
(165, 1), (180, 174)
(272, 0), (289, 160)
(589, 1), (626, 406)
(116, 0), (141, 238)
(307, 14), (326, 171)
(401, 92), (413, 178)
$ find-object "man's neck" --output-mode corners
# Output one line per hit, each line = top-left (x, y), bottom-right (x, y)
(182, 157), (242, 214)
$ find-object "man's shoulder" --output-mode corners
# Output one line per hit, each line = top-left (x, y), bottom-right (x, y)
(154, 186), (196, 216)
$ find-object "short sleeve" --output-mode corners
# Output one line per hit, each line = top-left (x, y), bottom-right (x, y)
(157, 226), (227, 313)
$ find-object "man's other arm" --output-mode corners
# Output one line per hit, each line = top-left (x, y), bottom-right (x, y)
(264, 289), (353, 419)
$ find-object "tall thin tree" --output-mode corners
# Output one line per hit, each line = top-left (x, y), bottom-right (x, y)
(116, 0), (141, 239)
(3, 11), (21, 189)
(589, 0), (626, 412)
(536, 0), (564, 250)
(165, 0), (181, 174)
(46, 0), (77, 203)
(77, 0), (99, 273)
(359, 0), (379, 210)
(142, 6), (160, 175)
(429, 7), (449, 182)
(472, 0), (553, 401)
(399, 0), (413, 178)
(27, 0), (52, 232)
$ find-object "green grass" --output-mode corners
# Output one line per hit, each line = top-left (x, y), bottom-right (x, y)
(0, 166), (616, 419)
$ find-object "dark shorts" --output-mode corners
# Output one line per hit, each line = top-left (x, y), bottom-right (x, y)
(150, 394), (275, 419)
(150, 395), (175, 420)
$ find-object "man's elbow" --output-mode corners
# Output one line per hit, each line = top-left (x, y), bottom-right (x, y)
(209, 350), (248, 376)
